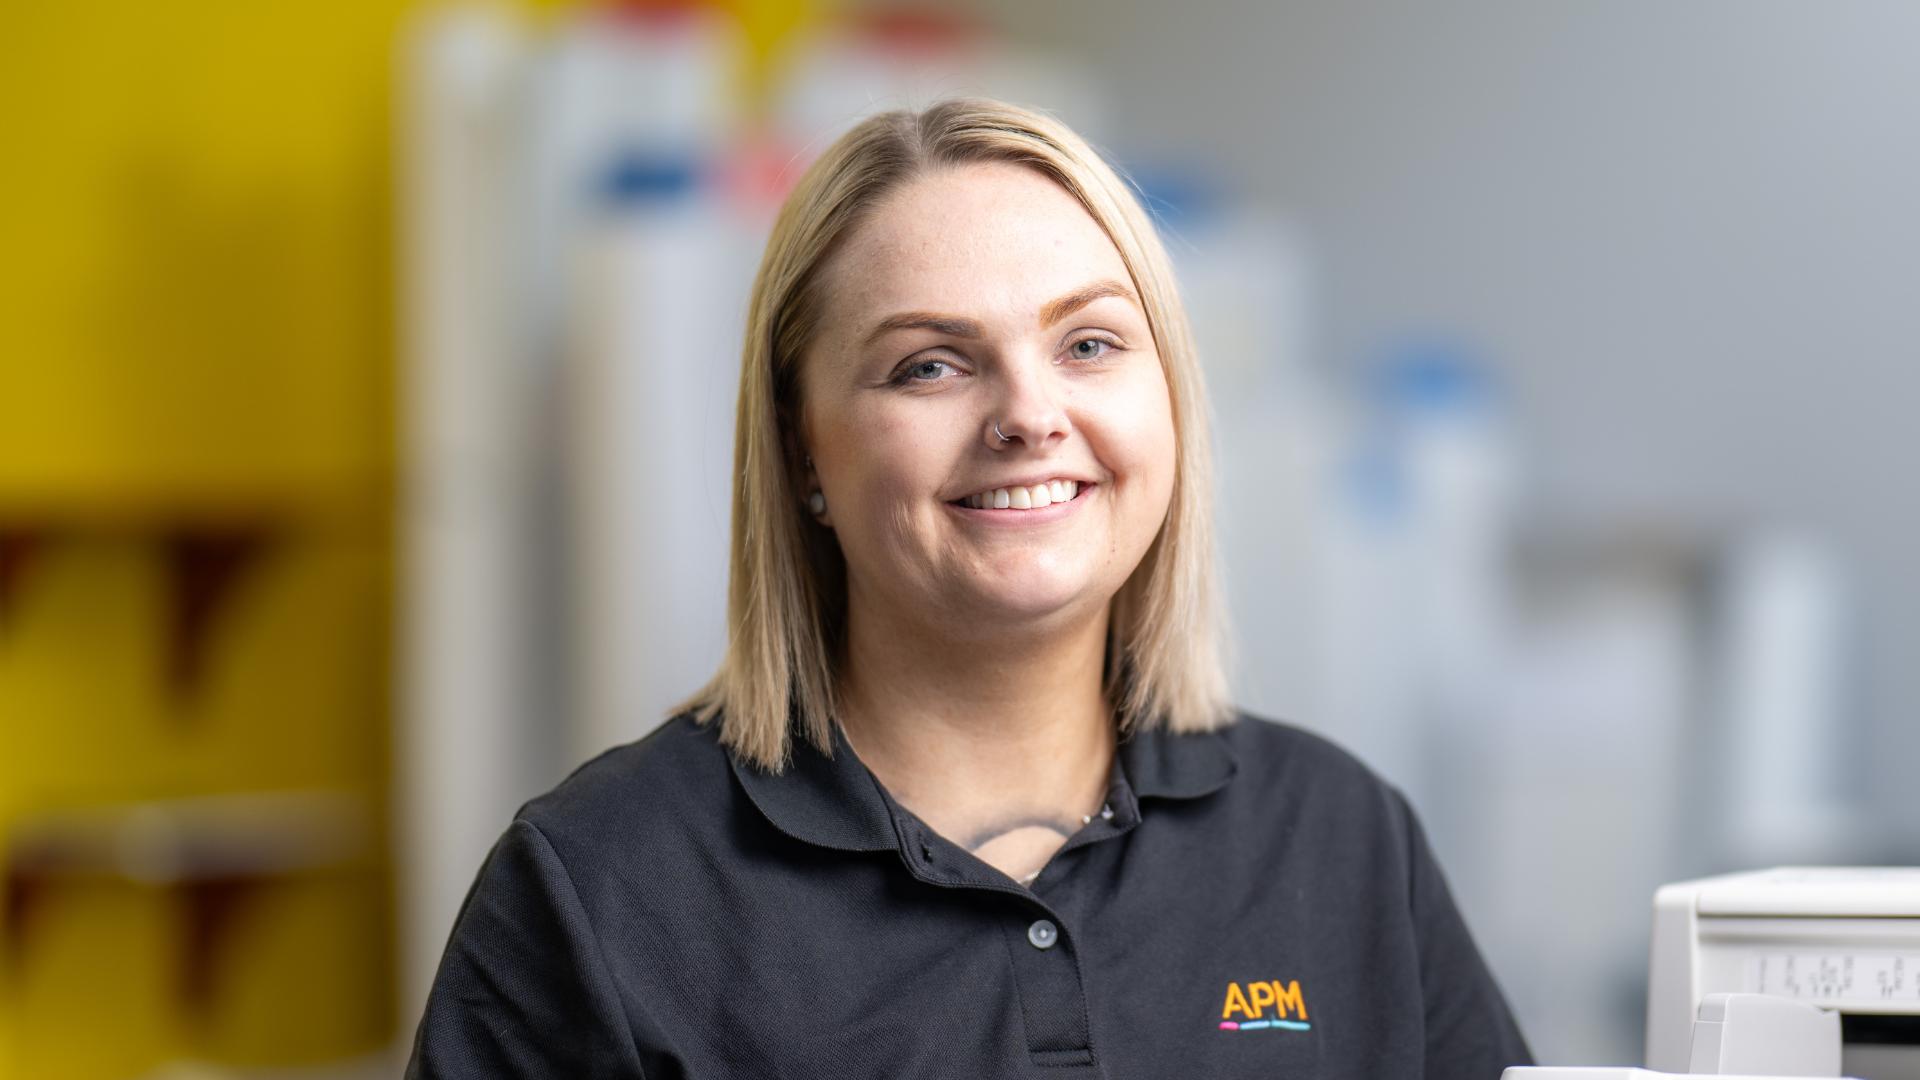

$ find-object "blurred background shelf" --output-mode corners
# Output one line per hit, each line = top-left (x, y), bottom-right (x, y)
(4, 791), (381, 1039)
(4, 791), (373, 890)
(0, 0), (403, 1076)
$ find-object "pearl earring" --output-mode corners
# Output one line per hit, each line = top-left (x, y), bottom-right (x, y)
(808, 491), (826, 515)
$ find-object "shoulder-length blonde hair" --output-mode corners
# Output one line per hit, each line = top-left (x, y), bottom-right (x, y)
(679, 97), (1231, 772)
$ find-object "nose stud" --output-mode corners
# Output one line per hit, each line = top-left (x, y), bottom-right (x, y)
(994, 420), (1011, 443)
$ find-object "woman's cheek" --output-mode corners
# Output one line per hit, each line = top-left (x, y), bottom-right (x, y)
(1114, 373), (1176, 474)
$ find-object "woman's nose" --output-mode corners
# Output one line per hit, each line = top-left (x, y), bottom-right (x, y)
(986, 361), (1072, 451)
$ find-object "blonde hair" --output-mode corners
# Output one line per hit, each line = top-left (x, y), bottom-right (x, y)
(679, 98), (1231, 771)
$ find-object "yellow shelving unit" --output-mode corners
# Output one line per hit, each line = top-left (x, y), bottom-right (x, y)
(0, 3), (410, 1076)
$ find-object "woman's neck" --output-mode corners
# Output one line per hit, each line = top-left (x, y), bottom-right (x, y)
(836, 593), (1117, 885)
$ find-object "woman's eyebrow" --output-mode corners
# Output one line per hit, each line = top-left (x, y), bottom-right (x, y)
(1037, 279), (1139, 327)
(859, 280), (1140, 348)
(861, 313), (982, 347)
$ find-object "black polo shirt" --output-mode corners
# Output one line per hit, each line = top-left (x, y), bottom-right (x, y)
(406, 711), (1532, 1079)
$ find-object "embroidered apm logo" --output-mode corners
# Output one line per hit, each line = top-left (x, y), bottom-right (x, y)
(1217, 979), (1311, 1032)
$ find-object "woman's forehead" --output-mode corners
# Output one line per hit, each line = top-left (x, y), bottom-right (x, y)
(819, 162), (1134, 329)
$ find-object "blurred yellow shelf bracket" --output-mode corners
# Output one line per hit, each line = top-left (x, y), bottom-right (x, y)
(3, 790), (372, 1013)
(0, 528), (45, 636)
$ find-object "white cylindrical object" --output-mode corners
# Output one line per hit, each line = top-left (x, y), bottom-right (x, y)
(395, 0), (536, 1032)
(1718, 534), (1853, 863)
(566, 187), (738, 763)
(550, 7), (745, 764)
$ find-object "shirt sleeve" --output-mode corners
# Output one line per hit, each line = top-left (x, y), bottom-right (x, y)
(1394, 789), (1535, 1079)
(405, 818), (646, 1079)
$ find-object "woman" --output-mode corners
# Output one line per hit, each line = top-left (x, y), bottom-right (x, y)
(407, 98), (1532, 1079)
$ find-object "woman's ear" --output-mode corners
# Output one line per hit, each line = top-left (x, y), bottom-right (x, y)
(802, 454), (831, 527)
(788, 413), (832, 529)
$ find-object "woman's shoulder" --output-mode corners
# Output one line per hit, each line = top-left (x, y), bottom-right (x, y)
(1219, 709), (1394, 785)
(1210, 709), (1414, 823)
(510, 713), (736, 853)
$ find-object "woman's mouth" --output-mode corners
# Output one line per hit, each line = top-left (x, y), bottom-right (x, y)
(948, 479), (1088, 511)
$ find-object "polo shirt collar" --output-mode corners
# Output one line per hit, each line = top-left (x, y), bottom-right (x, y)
(729, 714), (1239, 854)
(1120, 718), (1239, 799)
(729, 717), (898, 852)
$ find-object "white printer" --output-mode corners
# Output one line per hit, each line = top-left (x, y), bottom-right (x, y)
(1507, 867), (1920, 1080)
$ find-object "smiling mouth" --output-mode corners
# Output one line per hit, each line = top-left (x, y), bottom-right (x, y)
(949, 480), (1090, 511)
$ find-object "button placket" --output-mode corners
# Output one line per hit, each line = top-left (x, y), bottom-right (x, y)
(997, 905), (1096, 1069)
(878, 794), (1102, 1069)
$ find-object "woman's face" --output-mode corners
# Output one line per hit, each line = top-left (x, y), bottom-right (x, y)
(798, 161), (1177, 635)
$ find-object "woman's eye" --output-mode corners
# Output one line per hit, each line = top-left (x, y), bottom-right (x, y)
(1065, 337), (1117, 362)
(895, 358), (956, 384)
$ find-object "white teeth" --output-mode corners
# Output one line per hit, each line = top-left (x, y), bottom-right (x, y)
(962, 480), (1084, 510)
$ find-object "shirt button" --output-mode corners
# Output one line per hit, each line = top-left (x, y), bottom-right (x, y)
(1027, 919), (1059, 950)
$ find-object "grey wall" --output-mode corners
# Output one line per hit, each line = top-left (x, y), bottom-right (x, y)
(983, 0), (1920, 841)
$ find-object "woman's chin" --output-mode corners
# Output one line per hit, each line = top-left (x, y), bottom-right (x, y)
(960, 575), (1110, 627)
